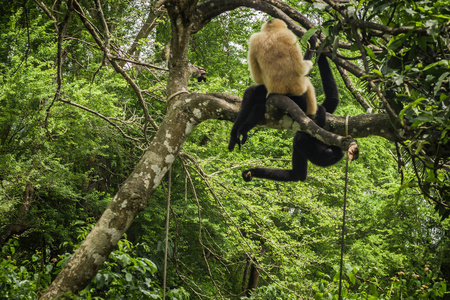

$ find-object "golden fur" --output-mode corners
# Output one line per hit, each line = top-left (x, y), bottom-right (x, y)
(248, 18), (317, 115)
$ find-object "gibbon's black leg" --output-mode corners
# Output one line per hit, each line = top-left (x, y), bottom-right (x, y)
(295, 132), (344, 167)
(228, 84), (267, 151)
(242, 132), (308, 182)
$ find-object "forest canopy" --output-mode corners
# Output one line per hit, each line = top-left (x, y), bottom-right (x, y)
(0, 0), (449, 299)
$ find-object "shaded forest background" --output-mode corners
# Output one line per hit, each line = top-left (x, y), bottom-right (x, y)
(0, 0), (449, 299)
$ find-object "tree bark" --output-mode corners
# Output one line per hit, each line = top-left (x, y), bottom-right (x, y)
(246, 262), (260, 296)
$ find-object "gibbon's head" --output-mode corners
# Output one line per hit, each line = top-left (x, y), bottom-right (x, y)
(261, 18), (288, 32)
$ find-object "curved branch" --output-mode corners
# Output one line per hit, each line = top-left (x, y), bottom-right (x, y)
(180, 93), (403, 143)
(195, 0), (308, 36)
(58, 98), (141, 142)
(265, 95), (356, 150)
(111, 56), (169, 71)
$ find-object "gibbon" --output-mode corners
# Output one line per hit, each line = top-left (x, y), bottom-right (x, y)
(248, 18), (317, 115)
(229, 33), (344, 182)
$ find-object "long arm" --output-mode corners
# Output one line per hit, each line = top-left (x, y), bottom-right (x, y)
(303, 34), (317, 61)
(318, 54), (339, 113)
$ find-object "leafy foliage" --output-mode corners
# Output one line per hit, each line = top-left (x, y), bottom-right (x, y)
(0, 232), (189, 299)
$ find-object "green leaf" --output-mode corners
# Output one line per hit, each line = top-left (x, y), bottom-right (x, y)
(372, 69), (383, 77)
(315, 292), (323, 300)
(434, 72), (450, 95)
(332, 36), (339, 58)
(301, 28), (318, 46)
(423, 60), (449, 71)
(365, 46), (376, 59)
(349, 272), (356, 285)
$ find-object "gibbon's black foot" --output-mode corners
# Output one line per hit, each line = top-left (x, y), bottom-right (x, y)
(228, 136), (237, 151)
(239, 131), (249, 147)
(228, 85), (267, 152)
(242, 170), (253, 182)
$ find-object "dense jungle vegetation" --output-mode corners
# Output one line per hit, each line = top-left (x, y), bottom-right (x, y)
(0, 0), (449, 299)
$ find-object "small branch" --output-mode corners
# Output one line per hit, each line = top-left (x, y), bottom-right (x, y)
(73, 0), (158, 131)
(351, 25), (370, 73)
(119, 4), (166, 67)
(320, 0), (427, 35)
(58, 98), (140, 142)
(178, 157), (225, 299)
(337, 65), (371, 111)
(367, 80), (402, 127)
(33, 0), (57, 31)
(111, 56), (169, 71)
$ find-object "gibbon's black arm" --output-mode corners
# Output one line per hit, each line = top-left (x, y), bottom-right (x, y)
(241, 55), (344, 182)
(295, 54), (343, 169)
(318, 54), (339, 114)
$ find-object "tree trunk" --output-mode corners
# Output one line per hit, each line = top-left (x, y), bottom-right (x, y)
(441, 229), (450, 300)
(40, 1), (201, 298)
(39, 105), (197, 299)
(246, 261), (260, 296)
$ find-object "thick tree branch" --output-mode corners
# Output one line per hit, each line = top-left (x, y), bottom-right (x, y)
(179, 93), (403, 143)
(196, 0), (309, 36)
(266, 95), (356, 150)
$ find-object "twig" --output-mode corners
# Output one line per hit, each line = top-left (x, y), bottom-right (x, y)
(58, 98), (140, 142)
